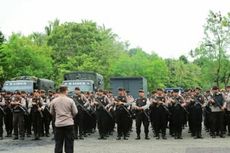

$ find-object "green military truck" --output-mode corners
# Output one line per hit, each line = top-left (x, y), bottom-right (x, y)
(110, 77), (148, 99)
(63, 71), (104, 94)
(2, 76), (55, 93)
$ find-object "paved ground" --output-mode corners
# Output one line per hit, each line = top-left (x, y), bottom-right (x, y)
(1, 126), (230, 153)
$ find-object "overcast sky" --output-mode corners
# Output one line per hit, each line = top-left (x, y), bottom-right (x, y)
(0, 0), (229, 58)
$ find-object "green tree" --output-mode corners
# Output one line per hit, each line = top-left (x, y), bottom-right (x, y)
(47, 20), (125, 85)
(192, 11), (230, 87)
(0, 34), (53, 82)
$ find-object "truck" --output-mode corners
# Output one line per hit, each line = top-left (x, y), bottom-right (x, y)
(2, 76), (55, 93)
(110, 77), (148, 99)
(63, 71), (104, 94)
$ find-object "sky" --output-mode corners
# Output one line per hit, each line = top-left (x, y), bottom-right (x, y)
(0, 0), (229, 58)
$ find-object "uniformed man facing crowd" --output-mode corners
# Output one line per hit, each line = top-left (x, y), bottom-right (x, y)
(50, 85), (78, 153)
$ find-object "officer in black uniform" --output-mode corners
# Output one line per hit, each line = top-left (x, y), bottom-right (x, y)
(73, 87), (89, 140)
(149, 91), (157, 137)
(0, 92), (5, 140)
(40, 90), (51, 137)
(133, 89), (150, 140)
(31, 90), (44, 140)
(154, 88), (169, 140)
(171, 89), (186, 139)
(11, 91), (26, 140)
(85, 92), (96, 134)
(94, 89), (112, 140)
(114, 88), (130, 140)
(188, 89), (204, 139)
(4, 91), (13, 137)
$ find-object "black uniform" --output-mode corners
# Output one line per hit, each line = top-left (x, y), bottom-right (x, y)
(73, 94), (88, 140)
(4, 95), (13, 137)
(41, 96), (52, 137)
(115, 96), (130, 140)
(0, 96), (5, 139)
(188, 95), (203, 138)
(149, 96), (157, 137)
(154, 96), (168, 139)
(31, 97), (44, 140)
(171, 96), (185, 139)
(134, 97), (150, 140)
(95, 95), (110, 139)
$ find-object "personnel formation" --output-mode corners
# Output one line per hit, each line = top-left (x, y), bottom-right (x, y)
(0, 85), (230, 142)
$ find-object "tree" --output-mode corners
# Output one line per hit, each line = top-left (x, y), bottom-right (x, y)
(110, 48), (169, 90)
(165, 59), (201, 88)
(192, 11), (230, 87)
(47, 20), (125, 85)
(0, 34), (53, 82)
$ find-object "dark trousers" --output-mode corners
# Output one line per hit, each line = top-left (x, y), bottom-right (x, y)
(116, 108), (129, 137)
(210, 111), (224, 135)
(155, 106), (167, 137)
(32, 111), (42, 138)
(96, 110), (108, 137)
(74, 110), (84, 138)
(204, 107), (211, 131)
(0, 115), (3, 137)
(150, 106), (157, 135)
(42, 109), (51, 134)
(55, 125), (74, 153)
(190, 106), (202, 137)
(4, 108), (13, 135)
(13, 112), (25, 137)
(225, 111), (230, 133)
(172, 106), (184, 138)
(135, 112), (149, 135)
(24, 113), (32, 135)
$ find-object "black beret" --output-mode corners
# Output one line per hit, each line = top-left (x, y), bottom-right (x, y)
(75, 87), (80, 91)
(118, 87), (124, 91)
(139, 89), (144, 93)
(212, 86), (219, 90)
(173, 89), (179, 93)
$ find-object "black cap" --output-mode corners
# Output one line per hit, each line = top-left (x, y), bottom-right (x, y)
(21, 91), (26, 94)
(118, 87), (124, 91)
(75, 87), (80, 91)
(156, 88), (163, 92)
(98, 89), (103, 92)
(173, 89), (179, 93)
(152, 90), (156, 94)
(6, 91), (11, 94)
(40, 90), (45, 93)
(139, 89), (144, 93)
(15, 90), (21, 95)
(212, 86), (219, 90)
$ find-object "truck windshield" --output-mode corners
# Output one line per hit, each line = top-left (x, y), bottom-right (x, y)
(3, 80), (34, 93)
(63, 81), (93, 92)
